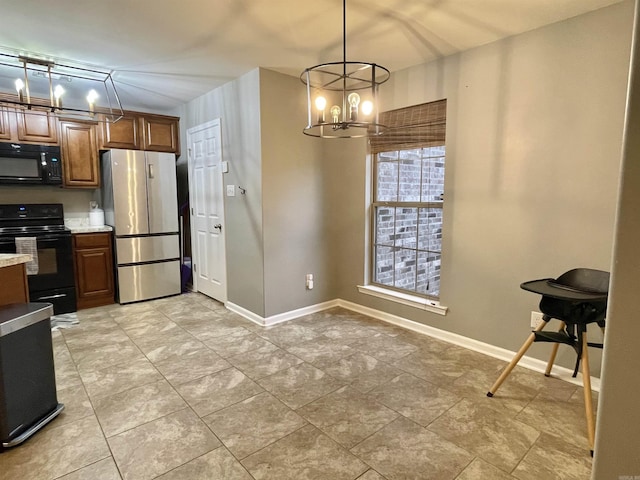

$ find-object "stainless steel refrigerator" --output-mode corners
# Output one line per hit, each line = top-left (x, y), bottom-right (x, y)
(101, 149), (181, 303)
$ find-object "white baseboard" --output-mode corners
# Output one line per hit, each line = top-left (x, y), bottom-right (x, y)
(226, 299), (340, 327)
(225, 302), (265, 326)
(336, 298), (600, 392)
(225, 297), (599, 391)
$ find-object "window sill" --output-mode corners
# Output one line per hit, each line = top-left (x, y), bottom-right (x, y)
(356, 285), (448, 316)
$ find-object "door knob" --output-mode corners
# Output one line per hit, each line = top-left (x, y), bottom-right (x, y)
(214, 224), (222, 230)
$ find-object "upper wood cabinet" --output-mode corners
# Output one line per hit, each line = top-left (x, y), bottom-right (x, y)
(98, 113), (180, 154)
(0, 107), (11, 141)
(59, 119), (100, 188)
(0, 102), (180, 158)
(15, 108), (58, 144)
(140, 115), (180, 153)
(99, 116), (140, 150)
(0, 100), (58, 144)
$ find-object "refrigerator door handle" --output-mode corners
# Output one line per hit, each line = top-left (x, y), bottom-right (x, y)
(148, 163), (154, 179)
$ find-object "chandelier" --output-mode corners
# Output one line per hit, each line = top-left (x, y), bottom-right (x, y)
(0, 52), (124, 122)
(301, 0), (390, 138)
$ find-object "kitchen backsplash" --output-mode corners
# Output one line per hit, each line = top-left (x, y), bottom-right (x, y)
(0, 185), (101, 221)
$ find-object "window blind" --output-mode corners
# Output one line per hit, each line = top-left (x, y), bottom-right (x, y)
(370, 99), (447, 154)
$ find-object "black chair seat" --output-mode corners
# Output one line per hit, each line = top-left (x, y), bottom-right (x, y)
(523, 268), (609, 377)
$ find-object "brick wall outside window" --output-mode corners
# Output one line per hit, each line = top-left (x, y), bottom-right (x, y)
(373, 145), (445, 298)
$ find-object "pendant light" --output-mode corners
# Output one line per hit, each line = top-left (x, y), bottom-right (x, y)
(0, 52), (124, 123)
(301, 0), (390, 138)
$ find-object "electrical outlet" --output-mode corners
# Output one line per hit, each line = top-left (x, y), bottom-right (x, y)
(306, 273), (314, 290)
(530, 311), (545, 329)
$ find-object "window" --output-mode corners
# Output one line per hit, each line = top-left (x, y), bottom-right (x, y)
(370, 100), (446, 300)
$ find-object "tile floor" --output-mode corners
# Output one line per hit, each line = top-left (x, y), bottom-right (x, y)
(0, 293), (596, 480)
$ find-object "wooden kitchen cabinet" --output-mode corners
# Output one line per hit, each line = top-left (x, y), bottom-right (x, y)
(15, 108), (58, 144)
(0, 263), (30, 307)
(0, 98), (180, 159)
(59, 119), (100, 188)
(0, 104), (58, 144)
(140, 115), (180, 153)
(98, 112), (180, 154)
(99, 115), (140, 150)
(73, 232), (115, 310)
(0, 107), (11, 141)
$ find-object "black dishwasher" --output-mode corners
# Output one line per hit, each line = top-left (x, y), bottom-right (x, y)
(0, 303), (64, 449)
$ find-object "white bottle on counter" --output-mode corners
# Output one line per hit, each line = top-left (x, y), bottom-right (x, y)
(89, 201), (105, 227)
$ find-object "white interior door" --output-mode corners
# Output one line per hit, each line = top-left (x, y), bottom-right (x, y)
(187, 119), (227, 302)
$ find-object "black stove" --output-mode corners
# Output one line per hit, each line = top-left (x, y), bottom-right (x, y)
(0, 204), (76, 315)
(0, 225), (70, 235)
(0, 204), (68, 230)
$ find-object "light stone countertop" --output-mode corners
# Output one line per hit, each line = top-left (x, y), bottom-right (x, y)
(69, 225), (113, 234)
(65, 217), (113, 234)
(0, 254), (32, 268)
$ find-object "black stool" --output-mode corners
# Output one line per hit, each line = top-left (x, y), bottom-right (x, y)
(487, 268), (609, 455)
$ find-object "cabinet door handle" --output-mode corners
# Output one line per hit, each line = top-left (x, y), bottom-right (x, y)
(148, 164), (154, 178)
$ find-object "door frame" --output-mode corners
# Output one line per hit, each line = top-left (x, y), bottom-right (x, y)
(186, 119), (227, 301)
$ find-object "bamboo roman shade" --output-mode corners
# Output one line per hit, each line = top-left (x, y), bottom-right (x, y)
(370, 99), (447, 154)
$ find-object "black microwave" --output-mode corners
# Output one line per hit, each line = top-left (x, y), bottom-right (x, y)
(0, 143), (63, 185)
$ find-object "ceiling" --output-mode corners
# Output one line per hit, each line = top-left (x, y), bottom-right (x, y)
(0, 0), (624, 114)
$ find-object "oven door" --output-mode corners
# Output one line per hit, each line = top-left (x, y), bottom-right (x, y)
(0, 233), (76, 314)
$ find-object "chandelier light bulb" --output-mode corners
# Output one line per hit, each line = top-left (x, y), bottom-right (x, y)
(361, 100), (374, 116)
(86, 89), (99, 113)
(330, 105), (341, 124)
(54, 85), (65, 108)
(347, 92), (360, 121)
(315, 96), (327, 123)
(315, 96), (327, 111)
(15, 78), (24, 102)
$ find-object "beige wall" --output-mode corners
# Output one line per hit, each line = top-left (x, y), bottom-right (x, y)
(176, 68), (331, 319)
(176, 69), (266, 316)
(327, 1), (633, 374)
(260, 69), (334, 317)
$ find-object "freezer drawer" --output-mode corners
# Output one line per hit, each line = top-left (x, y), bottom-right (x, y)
(116, 235), (179, 265)
(117, 260), (180, 304)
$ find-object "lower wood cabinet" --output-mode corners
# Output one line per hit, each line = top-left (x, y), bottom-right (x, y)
(0, 263), (29, 307)
(73, 232), (115, 310)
